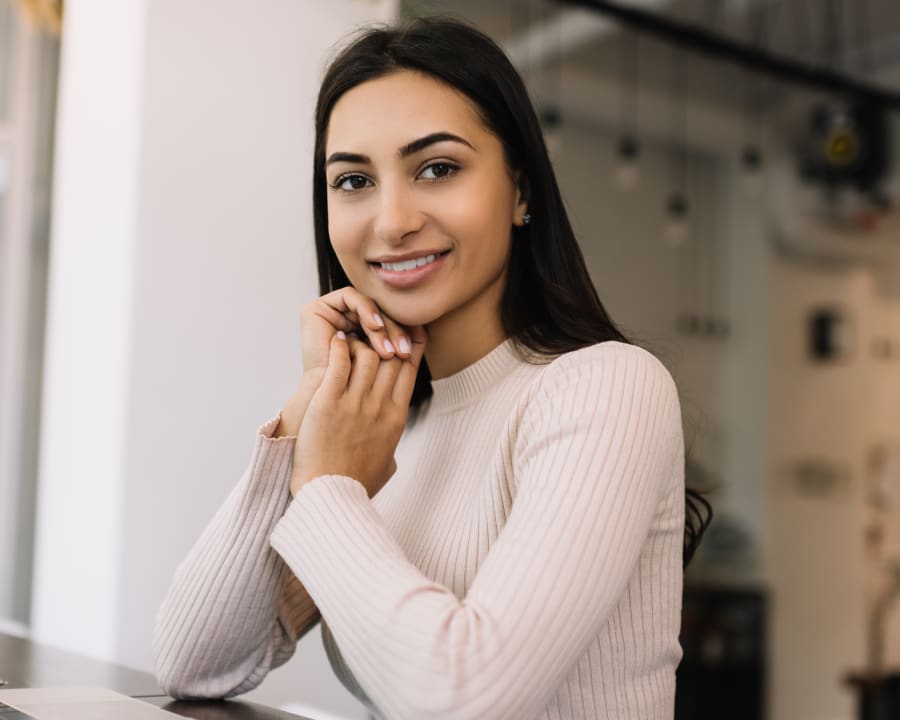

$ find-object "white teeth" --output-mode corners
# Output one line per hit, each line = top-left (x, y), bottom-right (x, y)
(380, 253), (439, 272)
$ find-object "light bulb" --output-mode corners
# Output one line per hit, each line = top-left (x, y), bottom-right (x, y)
(544, 127), (563, 156)
(541, 106), (563, 156)
(615, 135), (641, 191)
(665, 194), (689, 247)
(741, 145), (764, 196)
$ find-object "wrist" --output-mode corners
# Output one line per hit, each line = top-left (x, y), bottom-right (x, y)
(289, 470), (318, 497)
(273, 369), (326, 438)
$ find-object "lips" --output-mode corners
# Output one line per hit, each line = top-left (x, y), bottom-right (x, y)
(370, 250), (450, 289)
(369, 249), (451, 266)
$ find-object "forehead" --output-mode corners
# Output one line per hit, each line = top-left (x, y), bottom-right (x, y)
(325, 70), (488, 154)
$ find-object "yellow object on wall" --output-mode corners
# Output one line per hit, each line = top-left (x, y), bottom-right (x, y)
(12, 0), (62, 34)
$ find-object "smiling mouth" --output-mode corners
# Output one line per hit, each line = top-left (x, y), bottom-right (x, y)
(372, 250), (451, 272)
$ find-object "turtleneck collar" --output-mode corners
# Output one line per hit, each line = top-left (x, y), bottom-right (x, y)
(427, 337), (523, 413)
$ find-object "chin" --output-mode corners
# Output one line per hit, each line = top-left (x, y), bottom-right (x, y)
(373, 295), (444, 328)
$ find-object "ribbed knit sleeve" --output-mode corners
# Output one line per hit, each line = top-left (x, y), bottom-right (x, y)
(269, 344), (683, 720)
(153, 417), (320, 699)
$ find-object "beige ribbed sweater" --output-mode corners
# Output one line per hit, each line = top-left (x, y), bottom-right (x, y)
(153, 339), (685, 720)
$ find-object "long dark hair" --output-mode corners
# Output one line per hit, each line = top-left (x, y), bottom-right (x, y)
(312, 15), (711, 567)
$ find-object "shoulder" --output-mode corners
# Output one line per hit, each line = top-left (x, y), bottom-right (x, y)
(533, 341), (677, 401)
(512, 341), (684, 481)
(513, 342), (682, 439)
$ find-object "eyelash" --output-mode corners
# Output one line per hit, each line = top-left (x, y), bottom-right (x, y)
(329, 160), (460, 193)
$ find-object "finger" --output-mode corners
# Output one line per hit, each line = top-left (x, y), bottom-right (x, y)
(320, 288), (397, 360)
(380, 315), (413, 359)
(303, 302), (356, 334)
(346, 337), (381, 397)
(320, 332), (352, 398)
(392, 327), (427, 405)
(371, 356), (403, 401)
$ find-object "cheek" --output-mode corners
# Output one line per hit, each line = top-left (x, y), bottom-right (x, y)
(453, 172), (517, 248)
(327, 207), (368, 275)
(456, 193), (514, 264)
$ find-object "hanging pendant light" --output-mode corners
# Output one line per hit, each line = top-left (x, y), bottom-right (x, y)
(615, 30), (641, 191)
(665, 45), (690, 247)
(542, 15), (565, 158)
(540, 105), (563, 156)
(739, 0), (783, 196)
(741, 143), (764, 195)
(616, 134), (641, 191)
(665, 192), (690, 247)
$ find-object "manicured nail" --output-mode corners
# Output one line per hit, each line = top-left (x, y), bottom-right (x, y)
(373, 313), (385, 328)
(336, 331), (346, 340)
(398, 336), (411, 354)
(383, 339), (395, 353)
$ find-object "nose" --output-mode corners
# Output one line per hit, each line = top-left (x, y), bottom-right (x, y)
(373, 177), (424, 245)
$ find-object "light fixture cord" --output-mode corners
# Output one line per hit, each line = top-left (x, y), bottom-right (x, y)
(619, 28), (639, 137)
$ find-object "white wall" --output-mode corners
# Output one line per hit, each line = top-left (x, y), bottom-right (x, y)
(31, 0), (147, 660)
(32, 1), (395, 718)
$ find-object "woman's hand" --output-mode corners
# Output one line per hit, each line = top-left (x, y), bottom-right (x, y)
(273, 287), (413, 438)
(289, 327), (426, 499)
(301, 287), (413, 372)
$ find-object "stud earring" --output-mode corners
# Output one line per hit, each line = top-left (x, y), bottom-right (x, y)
(522, 213), (532, 225)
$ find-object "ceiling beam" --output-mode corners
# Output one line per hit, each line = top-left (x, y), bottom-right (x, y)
(502, 0), (671, 71)
(558, 0), (900, 109)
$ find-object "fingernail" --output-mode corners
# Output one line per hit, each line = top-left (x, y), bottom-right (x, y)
(373, 313), (385, 328)
(398, 336), (411, 354)
(336, 331), (346, 340)
(383, 339), (395, 353)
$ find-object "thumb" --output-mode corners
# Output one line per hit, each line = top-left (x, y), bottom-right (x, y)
(394, 326), (426, 404)
(320, 331), (351, 398)
(405, 324), (427, 369)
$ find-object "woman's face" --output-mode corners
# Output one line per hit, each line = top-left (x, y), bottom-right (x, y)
(323, 69), (527, 329)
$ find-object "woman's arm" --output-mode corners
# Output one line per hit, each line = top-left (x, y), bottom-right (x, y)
(153, 376), (323, 700)
(152, 287), (412, 699)
(270, 343), (683, 720)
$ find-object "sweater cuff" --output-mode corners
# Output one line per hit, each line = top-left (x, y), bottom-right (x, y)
(273, 474), (369, 537)
(240, 416), (297, 506)
(257, 413), (296, 443)
(269, 475), (406, 600)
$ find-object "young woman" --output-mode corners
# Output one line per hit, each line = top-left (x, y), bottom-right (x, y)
(153, 16), (709, 720)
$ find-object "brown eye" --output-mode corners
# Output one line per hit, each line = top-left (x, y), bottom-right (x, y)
(333, 174), (372, 192)
(420, 162), (458, 181)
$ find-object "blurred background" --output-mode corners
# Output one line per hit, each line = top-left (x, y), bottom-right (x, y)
(1, 0), (900, 719)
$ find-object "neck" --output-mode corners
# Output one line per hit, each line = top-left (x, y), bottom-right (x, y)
(424, 276), (507, 379)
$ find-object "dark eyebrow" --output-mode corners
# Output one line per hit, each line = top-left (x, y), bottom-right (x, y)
(325, 151), (369, 167)
(400, 132), (474, 157)
(325, 132), (474, 167)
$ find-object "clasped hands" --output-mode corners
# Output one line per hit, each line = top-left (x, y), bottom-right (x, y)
(282, 287), (426, 499)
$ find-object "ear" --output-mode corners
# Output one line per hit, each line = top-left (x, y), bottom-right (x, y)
(512, 172), (530, 227)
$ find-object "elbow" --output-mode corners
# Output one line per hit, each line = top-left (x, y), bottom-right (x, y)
(153, 642), (254, 701)
(151, 611), (271, 700)
(154, 664), (250, 701)
(153, 656), (222, 701)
